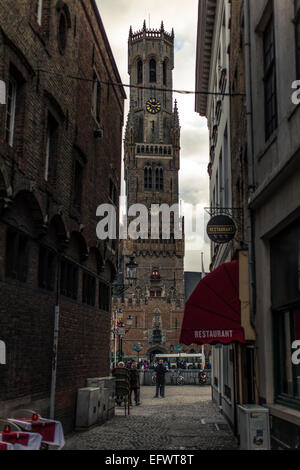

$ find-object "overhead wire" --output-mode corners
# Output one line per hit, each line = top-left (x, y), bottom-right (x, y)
(36, 68), (246, 97)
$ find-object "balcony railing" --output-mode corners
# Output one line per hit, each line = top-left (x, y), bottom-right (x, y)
(136, 144), (173, 157)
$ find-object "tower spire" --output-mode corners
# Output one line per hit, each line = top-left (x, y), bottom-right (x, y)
(160, 21), (164, 32)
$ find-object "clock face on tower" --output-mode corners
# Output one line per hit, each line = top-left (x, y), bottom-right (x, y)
(146, 98), (161, 114)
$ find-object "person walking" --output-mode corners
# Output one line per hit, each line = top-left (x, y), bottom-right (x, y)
(154, 360), (167, 398)
(129, 362), (141, 406)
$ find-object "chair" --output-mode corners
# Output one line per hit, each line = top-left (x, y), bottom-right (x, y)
(112, 368), (130, 416)
(9, 410), (49, 450)
(0, 419), (22, 432)
(10, 409), (41, 419)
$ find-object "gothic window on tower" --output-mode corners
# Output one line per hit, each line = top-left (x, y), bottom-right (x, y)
(149, 58), (157, 83)
(144, 166), (152, 190)
(163, 59), (167, 85)
(150, 290), (162, 298)
(155, 168), (164, 191)
(138, 116), (143, 142)
(137, 59), (143, 84)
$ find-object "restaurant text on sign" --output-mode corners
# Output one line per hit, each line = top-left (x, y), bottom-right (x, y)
(194, 330), (233, 339)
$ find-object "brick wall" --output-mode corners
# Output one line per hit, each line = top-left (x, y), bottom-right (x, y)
(0, 0), (125, 432)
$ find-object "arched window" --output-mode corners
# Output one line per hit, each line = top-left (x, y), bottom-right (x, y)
(149, 59), (156, 83)
(163, 59), (167, 85)
(155, 167), (164, 191)
(138, 116), (143, 142)
(160, 168), (164, 190)
(137, 60), (143, 84)
(58, 11), (68, 52)
(144, 166), (152, 190)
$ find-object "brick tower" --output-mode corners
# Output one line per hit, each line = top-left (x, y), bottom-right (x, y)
(113, 21), (185, 363)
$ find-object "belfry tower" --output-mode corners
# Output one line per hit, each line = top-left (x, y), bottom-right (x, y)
(114, 21), (185, 362)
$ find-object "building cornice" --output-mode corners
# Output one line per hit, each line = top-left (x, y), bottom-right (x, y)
(195, 0), (217, 117)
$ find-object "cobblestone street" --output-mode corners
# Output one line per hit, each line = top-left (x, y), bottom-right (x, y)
(65, 386), (238, 451)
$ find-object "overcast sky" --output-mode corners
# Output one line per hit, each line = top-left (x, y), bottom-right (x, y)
(98, 0), (210, 272)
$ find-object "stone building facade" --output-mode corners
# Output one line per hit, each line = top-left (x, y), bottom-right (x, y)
(112, 22), (189, 363)
(195, 0), (256, 433)
(0, 0), (125, 431)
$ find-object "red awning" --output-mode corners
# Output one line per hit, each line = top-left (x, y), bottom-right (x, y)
(180, 260), (246, 345)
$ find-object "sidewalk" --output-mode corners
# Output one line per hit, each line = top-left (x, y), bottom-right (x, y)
(65, 386), (238, 450)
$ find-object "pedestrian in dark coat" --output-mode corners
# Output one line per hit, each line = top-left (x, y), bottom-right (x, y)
(154, 360), (167, 398)
(129, 362), (140, 405)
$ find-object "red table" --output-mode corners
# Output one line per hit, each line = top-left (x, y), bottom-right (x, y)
(0, 440), (14, 451)
(8, 418), (65, 449)
(0, 432), (41, 450)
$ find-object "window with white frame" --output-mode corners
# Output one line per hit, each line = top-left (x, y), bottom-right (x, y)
(45, 112), (58, 182)
(35, 0), (43, 26)
(5, 76), (17, 147)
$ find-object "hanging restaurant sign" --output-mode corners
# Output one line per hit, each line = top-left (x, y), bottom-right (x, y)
(207, 215), (236, 244)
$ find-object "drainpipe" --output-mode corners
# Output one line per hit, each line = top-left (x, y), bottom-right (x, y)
(49, 256), (61, 419)
(244, 0), (256, 330)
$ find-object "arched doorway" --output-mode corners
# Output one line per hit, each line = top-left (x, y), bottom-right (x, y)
(147, 345), (167, 363)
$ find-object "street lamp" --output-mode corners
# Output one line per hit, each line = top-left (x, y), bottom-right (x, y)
(126, 257), (138, 284)
(132, 343), (142, 363)
(117, 315), (133, 363)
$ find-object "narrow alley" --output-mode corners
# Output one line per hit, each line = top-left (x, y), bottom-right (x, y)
(65, 386), (238, 451)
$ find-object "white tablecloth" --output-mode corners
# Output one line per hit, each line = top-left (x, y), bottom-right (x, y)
(0, 440), (14, 450)
(8, 418), (65, 449)
(0, 432), (42, 450)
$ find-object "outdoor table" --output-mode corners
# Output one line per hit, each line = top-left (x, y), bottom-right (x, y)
(8, 418), (65, 449)
(0, 440), (14, 450)
(0, 431), (42, 450)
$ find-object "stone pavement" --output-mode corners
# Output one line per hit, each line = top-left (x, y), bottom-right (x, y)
(65, 386), (238, 451)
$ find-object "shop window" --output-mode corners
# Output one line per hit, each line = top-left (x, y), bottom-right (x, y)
(82, 272), (96, 306)
(38, 246), (56, 291)
(60, 259), (78, 299)
(274, 309), (300, 404)
(271, 219), (300, 407)
(271, 219), (300, 308)
(5, 228), (29, 283)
